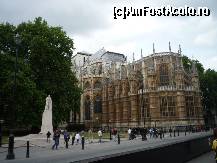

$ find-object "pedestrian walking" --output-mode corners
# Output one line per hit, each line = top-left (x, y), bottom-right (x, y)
(98, 129), (102, 143)
(52, 130), (60, 150)
(128, 128), (132, 140)
(71, 132), (75, 145)
(88, 128), (93, 143)
(64, 130), (70, 148)
(75, 132), (81, 145)
(113, 128), (118, 142)
(46, 131), (51, 143)
(169, 127), (172, 137)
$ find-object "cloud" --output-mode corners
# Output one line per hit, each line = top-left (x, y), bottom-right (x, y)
(0, 0), (216, 70)
(194, 29), (217, 46)
(0, 0), (111, 35)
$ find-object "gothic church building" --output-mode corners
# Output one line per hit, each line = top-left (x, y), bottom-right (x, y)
(72, 44), (204, 129)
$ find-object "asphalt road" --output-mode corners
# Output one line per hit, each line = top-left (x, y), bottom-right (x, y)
(186, 152), (215, 163)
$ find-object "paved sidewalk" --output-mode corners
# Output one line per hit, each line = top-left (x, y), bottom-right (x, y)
(0, 131), (212, 163)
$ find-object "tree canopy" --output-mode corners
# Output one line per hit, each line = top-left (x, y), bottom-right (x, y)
(0, 17), (81, 129)
(182, 55), (217, 125)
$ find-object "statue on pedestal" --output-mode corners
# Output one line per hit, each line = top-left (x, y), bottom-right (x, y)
(40, 95), (53, 135)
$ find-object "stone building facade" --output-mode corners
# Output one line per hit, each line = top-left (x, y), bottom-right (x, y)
(72, 45), (204, 129)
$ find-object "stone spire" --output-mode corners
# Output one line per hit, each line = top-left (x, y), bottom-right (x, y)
(133, 52), (135, 62)
(141, 49), (143, 58)
(191, 55), (197, 75)
(169, 41), (171, 52)
(119, 64), (122, 79)
(178, 44), (182, 55)
(192, 60), (197, 74)
(153, 43), (155, 54)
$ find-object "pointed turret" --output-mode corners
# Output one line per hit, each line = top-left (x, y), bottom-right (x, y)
(153, 43), (155, 54)
(178, 44), (182, 55)
(192, 60), (198, 75)
(133, 52), (135, 62)
(169, 41), (171, 52)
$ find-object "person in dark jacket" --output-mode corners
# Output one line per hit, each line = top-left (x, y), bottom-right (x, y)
(64, 130), (70, 148)
(52, 130), (60, 150)
(46, 131), (51, 143)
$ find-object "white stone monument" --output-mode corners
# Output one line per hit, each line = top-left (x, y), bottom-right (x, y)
(40, 95), (53, 134)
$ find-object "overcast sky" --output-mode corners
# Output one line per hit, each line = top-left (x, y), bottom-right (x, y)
(1, 0), (217, 70)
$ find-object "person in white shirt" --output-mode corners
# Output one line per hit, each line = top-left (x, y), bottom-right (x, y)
(128, 128), (132, 140)
(75, 132), (80, 145)
(98, 129), (102, 143)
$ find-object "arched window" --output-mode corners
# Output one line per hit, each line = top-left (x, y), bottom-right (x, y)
(98, 65), (102, 75)
(185, 96), (194, 117)
(160, 96), (176, 117)
(141, 97), (150, 118)
(84, 81), (91, 90)
(94, 81), (102, 89)
(85, 96), (91, 120)
(94, 96), (102, 113)
(159, 64), (169, 86)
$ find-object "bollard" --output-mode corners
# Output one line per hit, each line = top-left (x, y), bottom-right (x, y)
(160, 133), (162, 139)
(26, 141), (29, 158)
(109, 130), (112, 140)
(66, 140), (68, 149)
(185, 129), (186, 136)
(72, 136), (75, 145)
(6, 134), (15, 160)
(82, 136), (84, 150)
(178, 130), (179, 136)
(174, 130), (176, 137)
(162, 130), (164, 138)
(118, 134), (120, 144)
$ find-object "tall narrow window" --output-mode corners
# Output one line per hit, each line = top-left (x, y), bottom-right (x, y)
(160, 96), (176, 117)
(94, 81), (102, 89)
(94, 96), (102, 113)
(84, 81), (91, 90)
(159, 64), (169, 86)
(85, 96), (91, 120)
(142, 97), (150, 118)
(185, 96), (194, 117)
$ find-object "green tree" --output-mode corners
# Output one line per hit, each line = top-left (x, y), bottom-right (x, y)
(182, 55), (217, 126)
(0, 17), (81, 128)
(200, 69), (217, 111)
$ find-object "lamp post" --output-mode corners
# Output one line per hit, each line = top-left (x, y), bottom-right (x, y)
(11, 34), (21, 131)
(6, 34), (20, 160)
(0, 120), (4, 147)
(90, 102), (94, 128)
